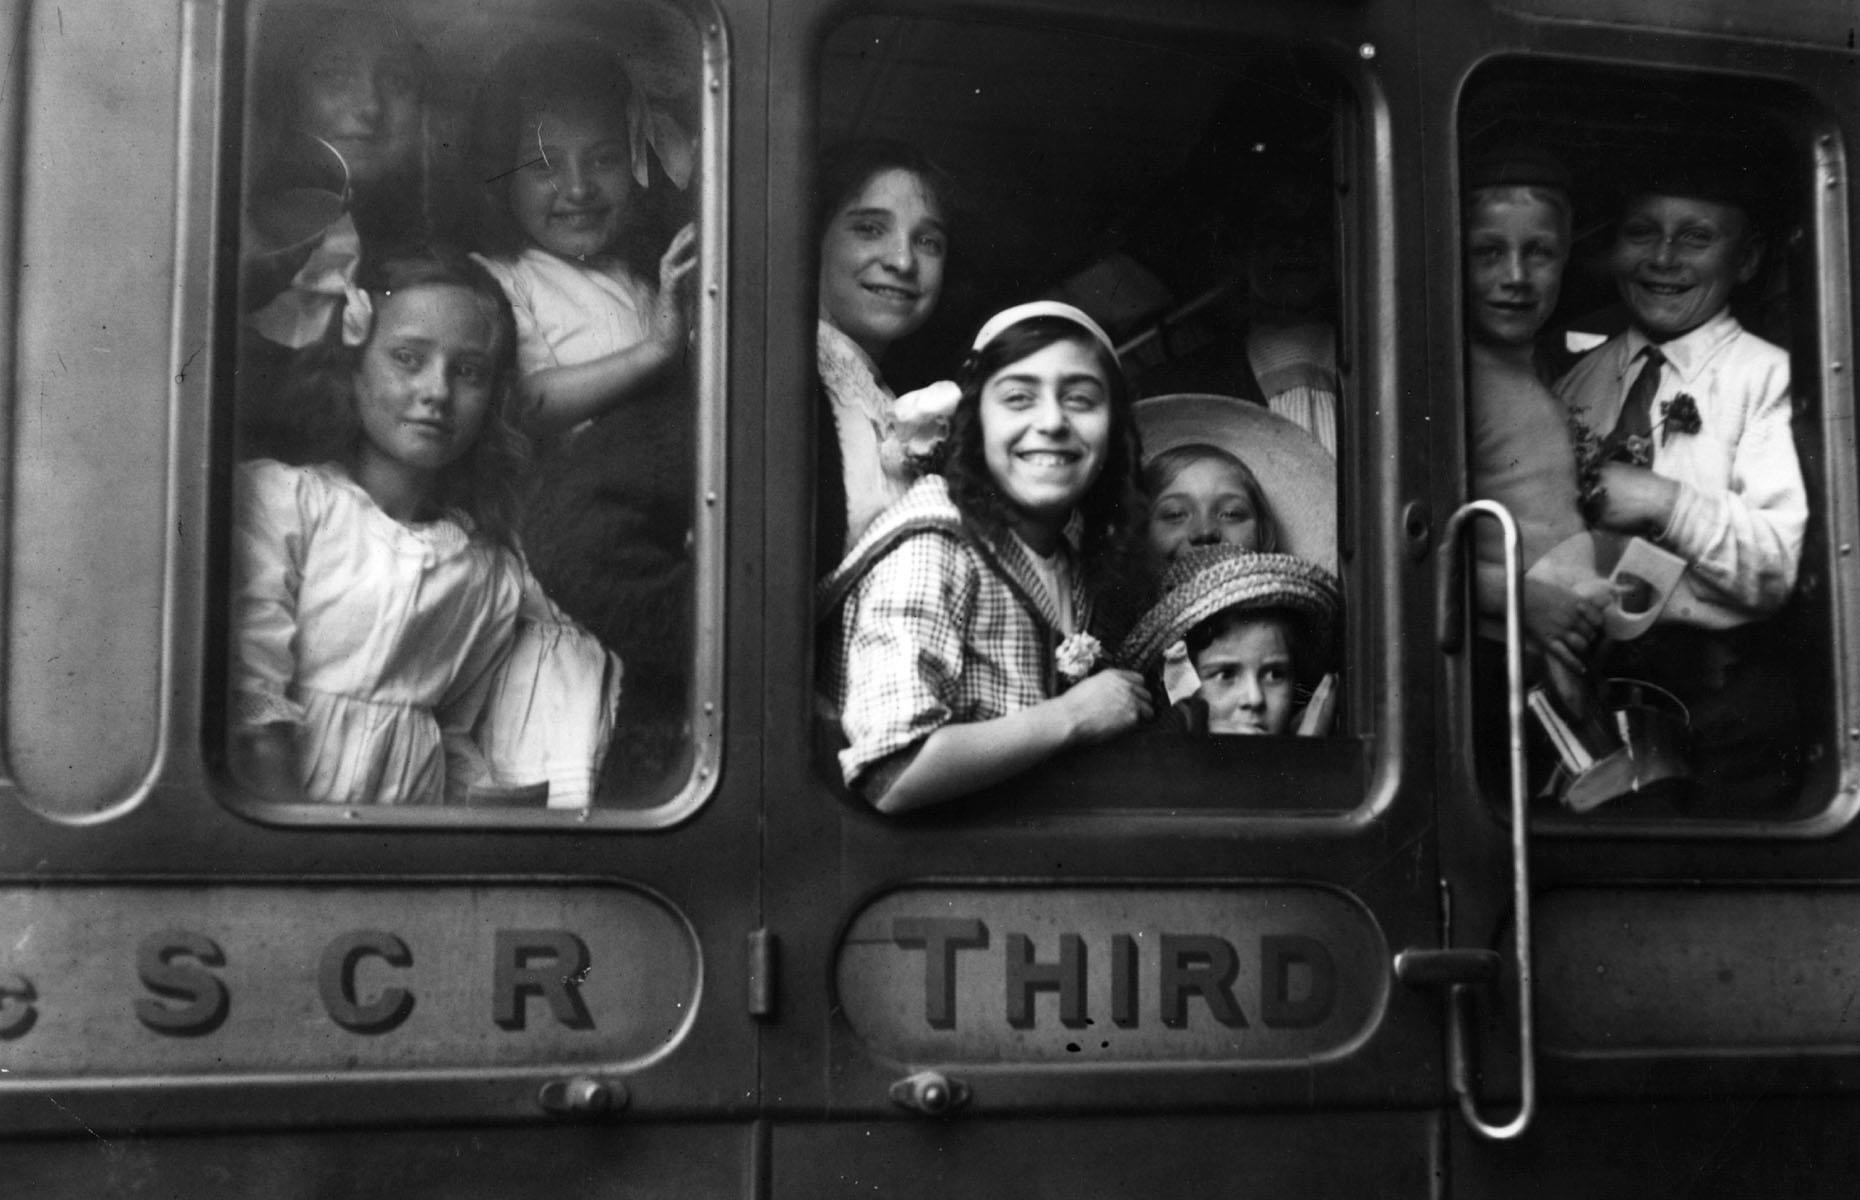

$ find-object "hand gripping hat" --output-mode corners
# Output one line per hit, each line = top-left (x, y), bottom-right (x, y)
(1118, 544), (1341, 675)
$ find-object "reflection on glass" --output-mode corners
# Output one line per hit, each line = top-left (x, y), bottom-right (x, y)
(231, 0), (705, 812)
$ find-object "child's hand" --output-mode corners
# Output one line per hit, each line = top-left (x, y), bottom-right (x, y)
(1589, 462), (1680, 539)
(1057, 668), (1154, 745)
(651, 222), (700, 350)
(1295, 674), (1338, 737)
(1522, 576), (1606, 672)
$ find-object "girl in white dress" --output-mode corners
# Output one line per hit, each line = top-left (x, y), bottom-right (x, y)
(232, 246), (529, 806)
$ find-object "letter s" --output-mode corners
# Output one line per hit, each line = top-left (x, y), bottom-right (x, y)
(134, 930), (230, 1036)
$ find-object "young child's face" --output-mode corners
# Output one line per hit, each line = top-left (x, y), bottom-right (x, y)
(1464, 188), (1567, 347)
(1195, 617), (1296, 736)
(818, 168), (947, 359)
(509, 101), (634, 261)
(354, 284), (500, 476)
(980, 336), (1112, 530)
(295, 24), (421, 188)
(1146, 458), (1263, 567)
(1611, 193), (1761, 340)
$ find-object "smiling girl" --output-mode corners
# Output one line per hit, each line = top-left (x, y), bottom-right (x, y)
(469, 40), (697, 440)
(815, 141), (954, 558)
(820, 302), (1152, 814)
(232, 245), (528, 806)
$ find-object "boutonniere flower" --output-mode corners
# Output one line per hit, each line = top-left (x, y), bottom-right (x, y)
(1658, 393), (1702, 443)
(1567, 407), (1612, 521)
(1055, 632), (1103, 684)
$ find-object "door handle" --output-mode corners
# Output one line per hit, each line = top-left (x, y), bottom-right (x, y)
(1422, 499), (1536, 1141)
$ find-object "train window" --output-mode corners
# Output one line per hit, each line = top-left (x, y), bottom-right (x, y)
(222, 0), (724, 825)
(812, 14), (1361, 817)
(1458, 59), (1852, 832)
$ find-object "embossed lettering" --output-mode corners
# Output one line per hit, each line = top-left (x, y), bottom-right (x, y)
(492, 930), (593, 1031)
(134, 930), (230, 1036)
(891, 918), (989, 1029)
(1159, 934), (1247, 1028)
(319, 930), (415, 1034)
(1261, 935), (1335, 1029)
(1005, 933), (1087, 1029)
(0, 971), (37, 1039)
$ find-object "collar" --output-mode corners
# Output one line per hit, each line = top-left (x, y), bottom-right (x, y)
(1623, 308), (1741, 385)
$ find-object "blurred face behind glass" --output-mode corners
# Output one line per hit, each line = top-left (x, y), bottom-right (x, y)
(1464, 187), (1567, 348)
(508, 100), (634, 261)
(294, 20), (423, 190)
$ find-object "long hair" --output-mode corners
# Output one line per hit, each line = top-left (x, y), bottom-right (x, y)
(249, 5), (432, 235)
(1140, 442), (1282, 554)
(942, 317), (1146, 592)
(271, 243), (528, 552)
(468, 39), (640, 260)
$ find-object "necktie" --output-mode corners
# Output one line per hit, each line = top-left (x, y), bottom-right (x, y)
(1609, 345), (1666, 445)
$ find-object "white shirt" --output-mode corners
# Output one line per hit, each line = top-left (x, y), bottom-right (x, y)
(1555, 309), (1805, 629)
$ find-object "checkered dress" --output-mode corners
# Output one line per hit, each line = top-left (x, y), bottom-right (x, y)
(819, 476), (1092, 790)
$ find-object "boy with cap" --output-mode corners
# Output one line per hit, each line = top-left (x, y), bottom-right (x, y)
(1556, 166), (1808, 812)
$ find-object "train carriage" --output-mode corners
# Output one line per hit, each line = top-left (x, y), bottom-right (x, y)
(3, 0), (1859, 1193)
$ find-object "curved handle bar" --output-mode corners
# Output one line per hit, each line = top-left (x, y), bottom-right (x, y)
(1436, 500), (1536, 1141)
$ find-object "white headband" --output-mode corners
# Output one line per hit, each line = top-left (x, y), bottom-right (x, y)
(970, 301), (1117, 360)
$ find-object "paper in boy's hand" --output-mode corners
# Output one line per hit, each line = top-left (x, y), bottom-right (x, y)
(1602, 537), (1687, 641)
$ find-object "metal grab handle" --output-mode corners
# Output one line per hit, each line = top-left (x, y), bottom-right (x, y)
(1435, 500), (1535, 1140)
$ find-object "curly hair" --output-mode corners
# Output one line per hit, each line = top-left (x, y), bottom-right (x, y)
(270, 242), (529, 552)
(1140, 443), (1281, 554)
(468, 39), (641, 261)
(942, 317), (1146, 594)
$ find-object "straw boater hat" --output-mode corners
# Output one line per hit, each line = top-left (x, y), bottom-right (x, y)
(1134, 394), (1336, 570)
(1118, 544), (1341, 676)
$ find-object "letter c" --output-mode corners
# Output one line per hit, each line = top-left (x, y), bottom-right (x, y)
(319, 930), (414, 1034)
(0, 971), (37, 1039)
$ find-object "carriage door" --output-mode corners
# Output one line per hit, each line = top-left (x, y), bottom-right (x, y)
(758, 1), (1456, 1193)
(1426, 2), (1860, 1192)
(4, 0), (765, 1191)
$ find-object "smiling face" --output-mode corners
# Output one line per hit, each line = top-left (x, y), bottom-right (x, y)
(818, 168), (947, 359)
(1464, 187), (1568, 348)
(979, 337), (1113, 546)
(1195, 615), (1296, 736)
(509, 100), (633, 260)
(1146, 457), (1264, 567)
(354, 284), (501, 484)
(295, 22), (422, 189)
(1611, 193), (1761, 340)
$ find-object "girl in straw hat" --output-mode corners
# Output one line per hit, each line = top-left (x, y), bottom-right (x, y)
(1119, 545), (1341, 736)
(818, 302), (1153, 813)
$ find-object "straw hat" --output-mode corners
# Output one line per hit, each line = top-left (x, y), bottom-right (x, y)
(1135, 394), (1336, 569)
(1118, 545), (1340, 675)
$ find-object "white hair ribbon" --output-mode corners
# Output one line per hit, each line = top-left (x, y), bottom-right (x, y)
(339, 282), (375, 348)
(247, 214), (363, 349)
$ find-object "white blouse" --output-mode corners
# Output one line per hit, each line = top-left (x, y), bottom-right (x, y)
(232, 460), (523, 804)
